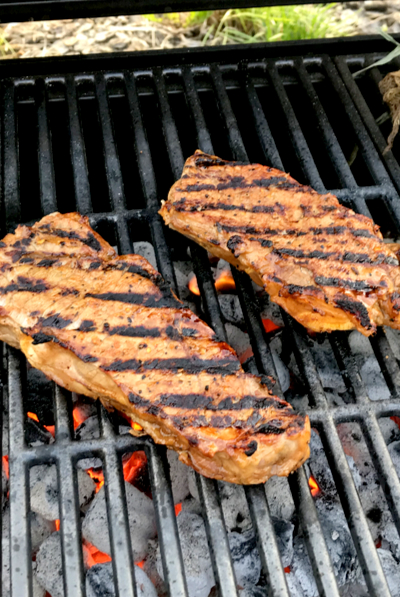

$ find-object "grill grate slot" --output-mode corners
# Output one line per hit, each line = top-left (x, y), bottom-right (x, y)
(3, 42), (400, 596)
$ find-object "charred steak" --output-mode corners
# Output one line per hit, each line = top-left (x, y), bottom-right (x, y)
(160, 150), (400, 336)
(0, 212), (310, 484)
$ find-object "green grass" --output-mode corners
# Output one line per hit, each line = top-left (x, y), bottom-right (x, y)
(153, 6), (354, 45)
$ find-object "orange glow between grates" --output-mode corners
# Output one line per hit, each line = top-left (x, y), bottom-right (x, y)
(188, 274), (200, 296)
(308, 475), (320, 497)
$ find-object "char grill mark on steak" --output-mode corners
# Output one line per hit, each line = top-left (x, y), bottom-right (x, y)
(0, 210), (311, 484)
(160, 150), (400, 336)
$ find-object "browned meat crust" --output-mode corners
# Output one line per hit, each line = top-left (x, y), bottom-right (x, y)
(0, 211), (310, 484)
(160, 150), (400, 336)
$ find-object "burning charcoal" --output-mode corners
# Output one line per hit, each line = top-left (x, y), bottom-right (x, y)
(260, 299), (284, 329)
(157, 511), (215, 597)
(285, 571), (304, 596)
(219, 294), (245, 327)
(26, 420), (54, 447)
(167, 450), (190, 504)
(133, 242), (157, 270)
(308, 430), (336, 499)
(30, 511), (55, 553)
(339, 580), (369, 597)
(77, 456), (103, 471)
(388, 440), (400, 478)
(30, 465), (95, 520)
(143, 539), (168, 597)
(317, 505), (359, 588)
(264, 476), (295, 522)
(75, 415), (100, 440)
(86, 562), (157, 597)
(239, 584), (269, 597)
(181, 496), (202, 516)
(360, 356), (390, 401)
(82, 482), (156, 560)
(377, 548), (400, 595)
(2, 458), (8, 510)
(291, 536), (319, 597)
(310, 341), (346, 393)
(228, 529), (261, 587)
(174, 260), (195, 302)
(188, 470), (251, 532)
(26, 367), (54, 423)
(2, 508), (10, 596)
(271, 349), (290, 394)
(2, 423), (9, 457)
(119, 424), (132, 436)
(273, 518), (294, 567)
(225, 323), (251, 362)
(35, 532), (64, 597)
(379, 506), (400, 562)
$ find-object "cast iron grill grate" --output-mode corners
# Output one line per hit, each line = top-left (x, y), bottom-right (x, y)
(3, 40), (400, 596)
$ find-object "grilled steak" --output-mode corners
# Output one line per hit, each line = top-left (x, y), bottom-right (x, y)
(160, 150), (400, 336)
(0, 212), (310, 484)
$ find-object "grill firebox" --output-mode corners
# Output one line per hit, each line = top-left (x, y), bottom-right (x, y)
(3, 37), (400, 597)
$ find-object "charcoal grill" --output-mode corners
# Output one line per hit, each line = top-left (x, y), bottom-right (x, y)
(2, 0), (400, 595)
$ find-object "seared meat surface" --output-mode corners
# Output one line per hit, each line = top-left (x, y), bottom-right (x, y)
(0, 212), (310, 484)
(160, 150), (400, 336)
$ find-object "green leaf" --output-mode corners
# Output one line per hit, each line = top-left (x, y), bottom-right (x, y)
(353, 32), (400, 77)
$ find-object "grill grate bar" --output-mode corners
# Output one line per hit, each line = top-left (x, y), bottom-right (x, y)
(265, 61), (325, 192)
(369, 329), (400, 398)
(147, 444), (187, 597)
(37, 79), (57, 215)
(322, 416), (390, 595)
(195, 474), (238, 597)
(245, 485), (290, 597)
(124, 72), (159, 211)
(102, 445), (136, 597)
(56, 457), (85, 596)
(54, 385), (72, 442)
(363, 414), (400, 537)
(53, 387), (84, 595)
(330, 333), (371, 404)
(2, 82), (20, 228)
(295, 58), (357, 190)
(95, 74), (126, 213)
(289, 468), (340, 596)
(7, 349), (31, 596)
(243, 66), (284, 170)
(65, 76), (92, 214)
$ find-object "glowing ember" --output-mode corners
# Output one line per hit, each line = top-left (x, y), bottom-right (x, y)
(135, 560), (145, 569)
(131, 421), (143, 432)
(239, 347), (254, 364)
(123, 451), (146, 484)
(43, 425), (55, 437)
(86, 467), (105, 493)
(73, 406), (89, 430)
(308, 475), (320, 497)
(174, 503), (182, 517)
(390, 416), (400, 429)
(188, 274), (200, 296)
(55, 519), (60, 531)
(215, 270), (236, 293)
(27, 411), (39, 422)
(284, 566), (291, 574)
(262, 319), (281, 334)
(2, 456), (9, 479)
(83, 541), (111, 568)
